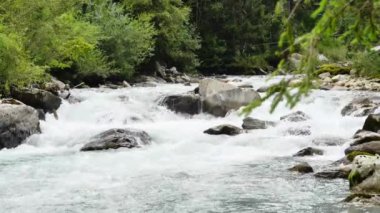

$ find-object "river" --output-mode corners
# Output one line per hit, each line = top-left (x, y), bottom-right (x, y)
(1, 76), (379, 212)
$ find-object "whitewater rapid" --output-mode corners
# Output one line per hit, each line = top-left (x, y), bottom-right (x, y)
(1, 76), (379, 212)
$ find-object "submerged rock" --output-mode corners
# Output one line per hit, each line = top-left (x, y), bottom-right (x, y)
(242, 117), (276, 130)
(11, 88), (62, 113)
(362, 114), (380, 133)
(162, 94), (201, 115)
(314, 169), (350, 179)
(312, 136), (346, 146)
(293, 147), (323, 157)
(204, 124), (242, 136)
(0, 102), (40, 149)
(285, 127), (311, 136)
(288, 162), (314, 174)
(80, 129), (151, 151)
(341, 98), (379, 117)
(280, 111), (310, 122)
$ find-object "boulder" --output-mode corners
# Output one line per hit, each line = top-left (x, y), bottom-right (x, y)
(80, 129), (151, 151)
(204, 124), (242, 136)
(351, 130), (380, 146)
(314, 169), (350, 179)
(318, 72), (331, 79)
(162, 94), (201, 115)
(362, 114), (380, 133)
(198, 79), (237, 98)
(348, 155), (380, 194)
(11, 88), (62, 113)
(0, 102), (40, 149)
(293, 147), (323, 157)
(202, 88), (261, 117)
(44, 77), (67, 95)
(242, 117), (276, 130)
(288, 162), (314, 174)
(345, 141), (380, 155)
(341, 98), (379, 117)
(280, 111), (310, 122)
(256, 85), (270, 93)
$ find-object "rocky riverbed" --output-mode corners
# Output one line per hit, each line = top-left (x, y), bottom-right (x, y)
(1, 75), (380, 212)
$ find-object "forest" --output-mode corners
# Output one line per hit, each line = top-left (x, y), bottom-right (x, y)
(0, 0), (379, 96)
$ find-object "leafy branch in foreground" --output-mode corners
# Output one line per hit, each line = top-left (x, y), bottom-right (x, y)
(244, 0), (380, 114)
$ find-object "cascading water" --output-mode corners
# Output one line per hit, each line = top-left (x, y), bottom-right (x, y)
(1, 76), (380, 212)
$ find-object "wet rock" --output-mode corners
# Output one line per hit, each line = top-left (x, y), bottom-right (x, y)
(314, 169), (350, 179)
(341, 98), (379, 117)
(44, 77), (67, 95)
(0, 102), (40, 149)
(256, 85), (271, 93)
(198, 79), (237, 98)
(36, 109), (46, 121)
(238, 84), (254, 89)
(345, 141), (380, 155)
(242, 117), (276, 130)
(11, 88), (62, 113)
(133, 82), (157, 87)
(80, 129), (151, 151)
(362, 114), (380, 133)
(293, 147), (324, 157)
(312, 136), (346, 146)
(351, 130), (380, 146)
(135, 75), (166, 84)
(204, 124), (242, 136)
(203, 88), (261, 117)
(348, 155), (380, 195)
(285, 127), (311, 136)
(344, 194), (380, 204)
(288, 162), (314, 174)
(162, 94), (201, 115)
(280, 111), (310, 122)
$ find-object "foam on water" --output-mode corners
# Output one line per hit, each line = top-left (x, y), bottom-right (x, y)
(0, 76), (378, 212)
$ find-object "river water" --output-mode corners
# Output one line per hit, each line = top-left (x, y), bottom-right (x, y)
(1, 76), (380, 212)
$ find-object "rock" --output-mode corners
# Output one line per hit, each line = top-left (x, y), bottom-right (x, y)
(155, 62), (167, 79)
(256, 85), (270, 93)
(0, 103), (40, 149)
(285, 127), (311, 136)
(314, 169), (350, 179)
(44, 77), (67, 95)
(204, 124), (242, 136)
(133, 82), (157, 87)
(162, 94), (201, 115)
(36, 109), (46, 121)
(293, 147), (324, 157)
(351, 130), (380, 146)
(80, 129), (151, 151)
(280, 111), (310, 122)
(332, 74), (350, 82)
(242, 117), (276, 130)
(341, 98), (379, 117)
(167, 67), (180, 75)
(135, 75), (166, 84)
(362, 114), (380, 133)
(202, 88), (261, 117)
(198, 79), (237, 98)
(194, 87), (199, 94)
(312, 136), (346, 146)
(346, 151), (374, 162)
(238, 84), (254, 89)
(288, 162), (314, 174)
(318, 72), (331, 79)
(348, 155), (380, 194)
(11, 88), (62, 113)
(345, 141), (380, 155)
(344, 194), (380, 204)
(122, 81), (131, 87)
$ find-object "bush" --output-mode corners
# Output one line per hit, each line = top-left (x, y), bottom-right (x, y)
(353, 50), (380, 78)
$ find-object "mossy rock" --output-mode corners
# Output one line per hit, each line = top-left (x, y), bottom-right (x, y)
(316, 64), (351, 75)
(348, 170), (363, 189)
(346, 151), (374, 162)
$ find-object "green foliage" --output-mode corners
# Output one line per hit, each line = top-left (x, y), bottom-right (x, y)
(348, 170), (362, 189)
(123, 0), (200, 72)
(0, 27), (46, 95)
(88, 1), (156, 78)
(353, 50), (380, 78)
